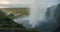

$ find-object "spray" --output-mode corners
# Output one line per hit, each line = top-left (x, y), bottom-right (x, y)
(14, 0), (60, 32)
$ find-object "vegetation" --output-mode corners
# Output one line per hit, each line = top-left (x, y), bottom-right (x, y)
(0, 9), (37, 32)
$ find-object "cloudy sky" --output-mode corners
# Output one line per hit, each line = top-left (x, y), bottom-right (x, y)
(0, 0), (32, 4)
(0, 0), (32, 8)
(0, 0), (59, 8)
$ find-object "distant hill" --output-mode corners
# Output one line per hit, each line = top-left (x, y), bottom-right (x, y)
(0, 8), (29, 18)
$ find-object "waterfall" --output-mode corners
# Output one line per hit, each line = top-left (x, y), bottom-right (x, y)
(14, 0), (60, 32)
(29, 0), (60, 32)
(33, 5), (59, 32)
(29, 0), (60, 28)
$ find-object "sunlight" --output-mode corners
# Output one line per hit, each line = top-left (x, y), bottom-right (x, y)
(0, 2), (11, 4)
(0, 0), (11, 4)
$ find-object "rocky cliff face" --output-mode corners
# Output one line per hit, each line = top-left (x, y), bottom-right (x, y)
(32, 3), (60, 32)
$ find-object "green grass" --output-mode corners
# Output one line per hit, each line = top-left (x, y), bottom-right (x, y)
(0, 8), (37, 32)
(0, 27), (37, 32)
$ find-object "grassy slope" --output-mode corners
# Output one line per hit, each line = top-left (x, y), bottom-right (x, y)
(0, 8), (37, 32)
(1, 8), (29, 15)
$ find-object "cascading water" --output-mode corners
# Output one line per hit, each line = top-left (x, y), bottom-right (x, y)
(29, 0), (60, 32)
(29, 0), (60, 28)
(14, 0), (60, 32)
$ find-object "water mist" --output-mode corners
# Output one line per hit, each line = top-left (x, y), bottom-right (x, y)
(14, 0), (60, 32)
(29, 0), (60, 32)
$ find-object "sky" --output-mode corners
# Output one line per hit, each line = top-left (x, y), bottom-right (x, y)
(0, 0), (32, 4)
(0, 0), (59, 8)
(0, 0), (32, 8)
